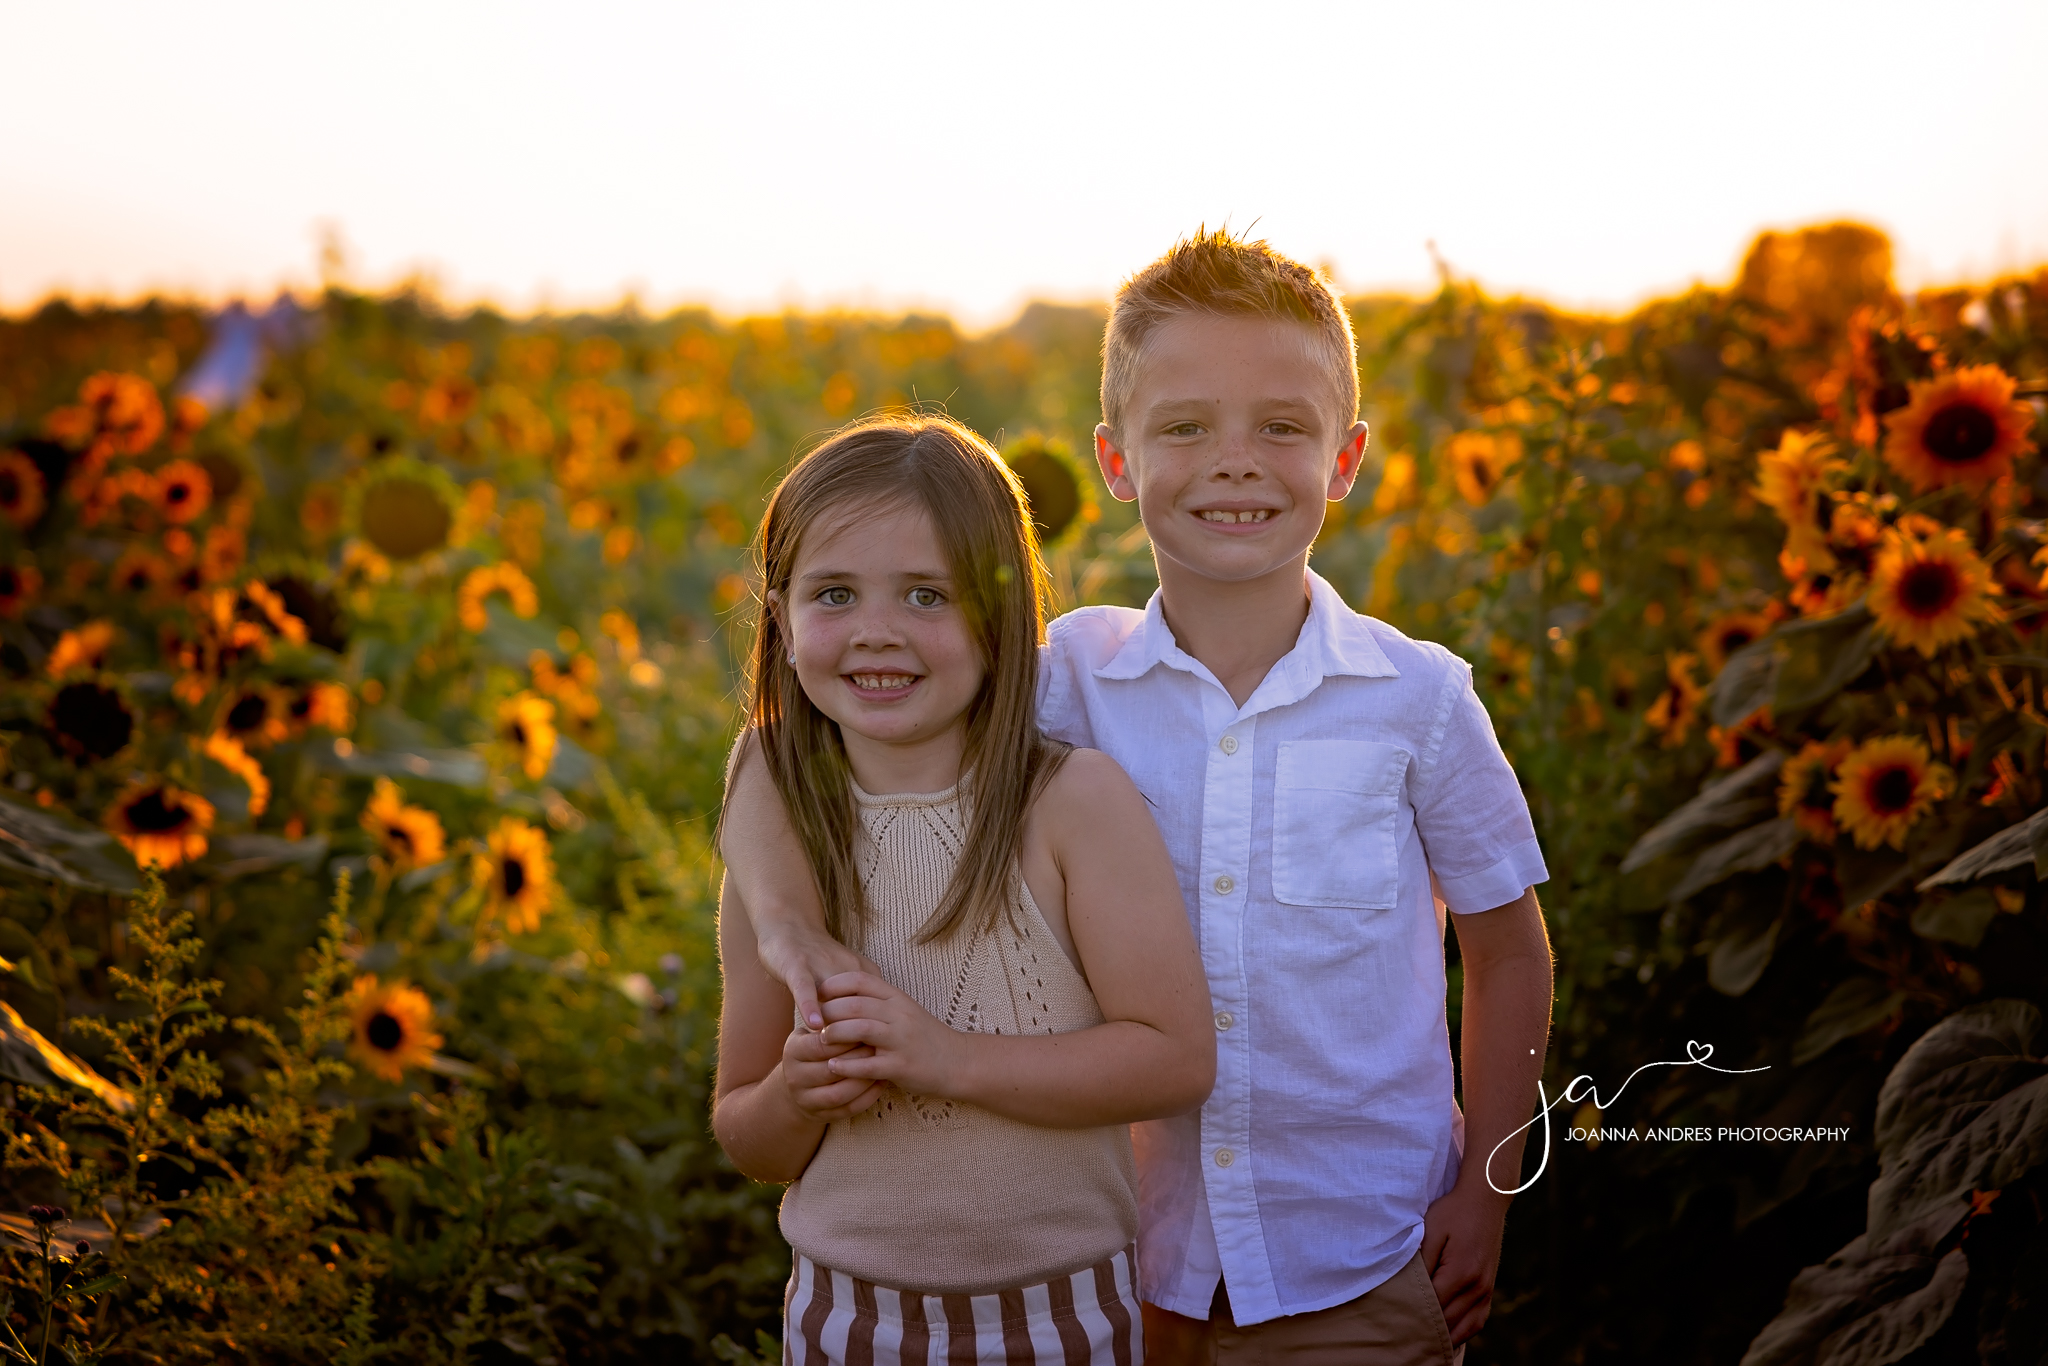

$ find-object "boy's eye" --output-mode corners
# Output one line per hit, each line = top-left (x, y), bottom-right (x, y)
(907, 586), (945, 608)
(1263, 420), (1304, 436)
(1164, 421), (1204, 437)
(818, 586), (854, 606)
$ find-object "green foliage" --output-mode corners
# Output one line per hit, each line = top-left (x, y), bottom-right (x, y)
(3, 235), (2046, 1362)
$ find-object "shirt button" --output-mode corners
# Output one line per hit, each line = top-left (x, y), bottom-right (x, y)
(1214, 1011), (1234, 1031)
(1219, 735), (1238, 755)
(1213, 875), (1234, 895)
(1214, 1148), (1235, 1168)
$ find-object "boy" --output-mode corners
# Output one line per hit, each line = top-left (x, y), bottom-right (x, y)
(723, 230), (1554, 1364)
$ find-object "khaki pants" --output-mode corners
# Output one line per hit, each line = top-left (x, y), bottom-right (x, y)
(1141, 1253), (1466, 1365)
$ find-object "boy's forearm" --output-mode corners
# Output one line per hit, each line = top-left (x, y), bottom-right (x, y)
(722, 745), (831, 941)
(712, 1066), (828, 1184)
(1455, 939), (1554, 1199)
(946, 1022), (1214, 1129)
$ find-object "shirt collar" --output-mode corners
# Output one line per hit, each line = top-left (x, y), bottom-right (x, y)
(1094, 571), (1399, 698)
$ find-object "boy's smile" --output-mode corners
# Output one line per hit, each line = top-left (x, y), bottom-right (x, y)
(1095, 313), (1368, 593)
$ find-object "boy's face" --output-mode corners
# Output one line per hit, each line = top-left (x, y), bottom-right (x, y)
(1094, 314), (1368, 590)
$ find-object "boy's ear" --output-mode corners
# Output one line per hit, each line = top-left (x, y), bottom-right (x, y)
(1094, 424), (1139, 504)
(1326, 421), (1371, 501)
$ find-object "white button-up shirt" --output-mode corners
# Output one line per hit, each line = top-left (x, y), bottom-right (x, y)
(1037, 572), (1548, 1324)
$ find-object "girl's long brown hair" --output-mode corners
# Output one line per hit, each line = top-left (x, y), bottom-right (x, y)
(737, 414), (1068, 945)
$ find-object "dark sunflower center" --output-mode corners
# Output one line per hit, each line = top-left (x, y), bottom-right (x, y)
(50, 683), (134, 761)
(165, 481), (192, 506)
(0, 470), (20, 504)
(1898, 562), (1961, 617)
(121, 566), (153, 591)
(0, 567), (21, 596)
(502, 856), (527, 898)
(123, 790), (192, 834)
(227, 693), (267, 732)
(509, 721), (528, 746)
(1719, 628), (1756, 656)
(366, 1012), (404, 1051)
(1799, 770), (1833, 812)
(388, 825), (415, 855)
(1921, 402), (1998, 466)
(1871, 767), (1916, 813)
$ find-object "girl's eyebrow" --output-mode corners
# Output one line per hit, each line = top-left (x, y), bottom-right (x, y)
(794, 566), (953, 584)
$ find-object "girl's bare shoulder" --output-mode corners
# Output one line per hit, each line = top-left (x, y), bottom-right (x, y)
(1035, 747), (1153, 834)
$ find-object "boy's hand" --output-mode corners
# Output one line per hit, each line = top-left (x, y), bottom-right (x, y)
(1422, 1183), (1510, 1344)
(781, 1027), (886, 1121)
(759, 921), (869, 1031)
(815, 971), (967, 1098)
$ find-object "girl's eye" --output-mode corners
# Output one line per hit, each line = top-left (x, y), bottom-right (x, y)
(908, 586), (945, 608)
(818, 586), (854, 606)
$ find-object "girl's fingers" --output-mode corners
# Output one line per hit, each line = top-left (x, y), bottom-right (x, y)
(818, 970), (895, 1003)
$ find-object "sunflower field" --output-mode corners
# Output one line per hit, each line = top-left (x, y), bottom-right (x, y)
(2, 227), (2046, 1364)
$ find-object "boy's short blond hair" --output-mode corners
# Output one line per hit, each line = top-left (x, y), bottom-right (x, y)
(1100, 228), (1359, 437)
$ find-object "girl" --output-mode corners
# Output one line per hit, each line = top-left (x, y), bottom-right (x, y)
(713, 415), (1213, 1364)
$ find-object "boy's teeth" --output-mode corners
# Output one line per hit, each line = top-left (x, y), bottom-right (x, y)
(1199, 510), (1273, 523)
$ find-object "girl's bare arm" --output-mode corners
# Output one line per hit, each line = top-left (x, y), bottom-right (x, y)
(710, 875), (882, 1183)
(820, 750), (1215, 1127)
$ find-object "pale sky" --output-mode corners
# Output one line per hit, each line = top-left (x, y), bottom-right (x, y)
(4, 0), (2045, 327)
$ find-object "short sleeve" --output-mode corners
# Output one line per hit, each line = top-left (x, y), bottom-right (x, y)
(1412, 663), (1548, 913)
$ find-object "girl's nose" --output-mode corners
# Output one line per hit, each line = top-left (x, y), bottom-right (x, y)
(846, 607), (906, 648)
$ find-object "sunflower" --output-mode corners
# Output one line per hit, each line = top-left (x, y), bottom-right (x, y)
(0, 449), (48, 529)
(1444, 430), (1521, 508)
(354, 465), (455, 561)
(108, 547), (171, 599)
(0, 562), (42, 618)
(220, 687), (291, 747)
(1831, 736), (1951, 851)
(1753, 430), (1840, 568)
(202, 732), (271, 818)
(47, 681), (135, 763)
(284, 680), (355, 735)
(106, 780), (215, 868)
(1881, 366), (2036, 492)
(45, 372), (165, 460)
(1778, 739), (1851, 842)
(474, 817), (554, 934)
(360, 777), (446, 871)
(1709, 707), (1775, 769)
(1003, 434), (1091, 542)
(456, 563), (540, 632)
(1868, 525), (1999, 657)
(1698, 611), (1773, 675)
(46, 621), (116, 678)
(496, 692), (558, 780)
(152, 459), (212, 524)
(345, 976), (443, 1082)
(1644, 653), (1705, 748)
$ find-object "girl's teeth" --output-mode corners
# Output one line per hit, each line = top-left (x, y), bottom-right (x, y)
(852, 674), (914, 690)
(1199, 510), (1272, 523)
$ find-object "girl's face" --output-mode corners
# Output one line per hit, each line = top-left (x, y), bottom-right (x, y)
(773, 499), (987, 791)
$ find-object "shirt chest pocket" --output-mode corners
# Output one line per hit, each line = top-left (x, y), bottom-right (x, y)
(1271, 740), (1411, 910)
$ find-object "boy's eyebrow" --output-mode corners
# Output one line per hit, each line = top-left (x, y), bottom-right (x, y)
(1145, 395), (1326, 417)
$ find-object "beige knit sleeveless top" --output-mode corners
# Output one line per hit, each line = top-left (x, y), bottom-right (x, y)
(777, 779), (1139, 1296)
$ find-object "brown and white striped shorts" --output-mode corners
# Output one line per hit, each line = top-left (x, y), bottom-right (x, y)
(783, 1245), (1142, 1365)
